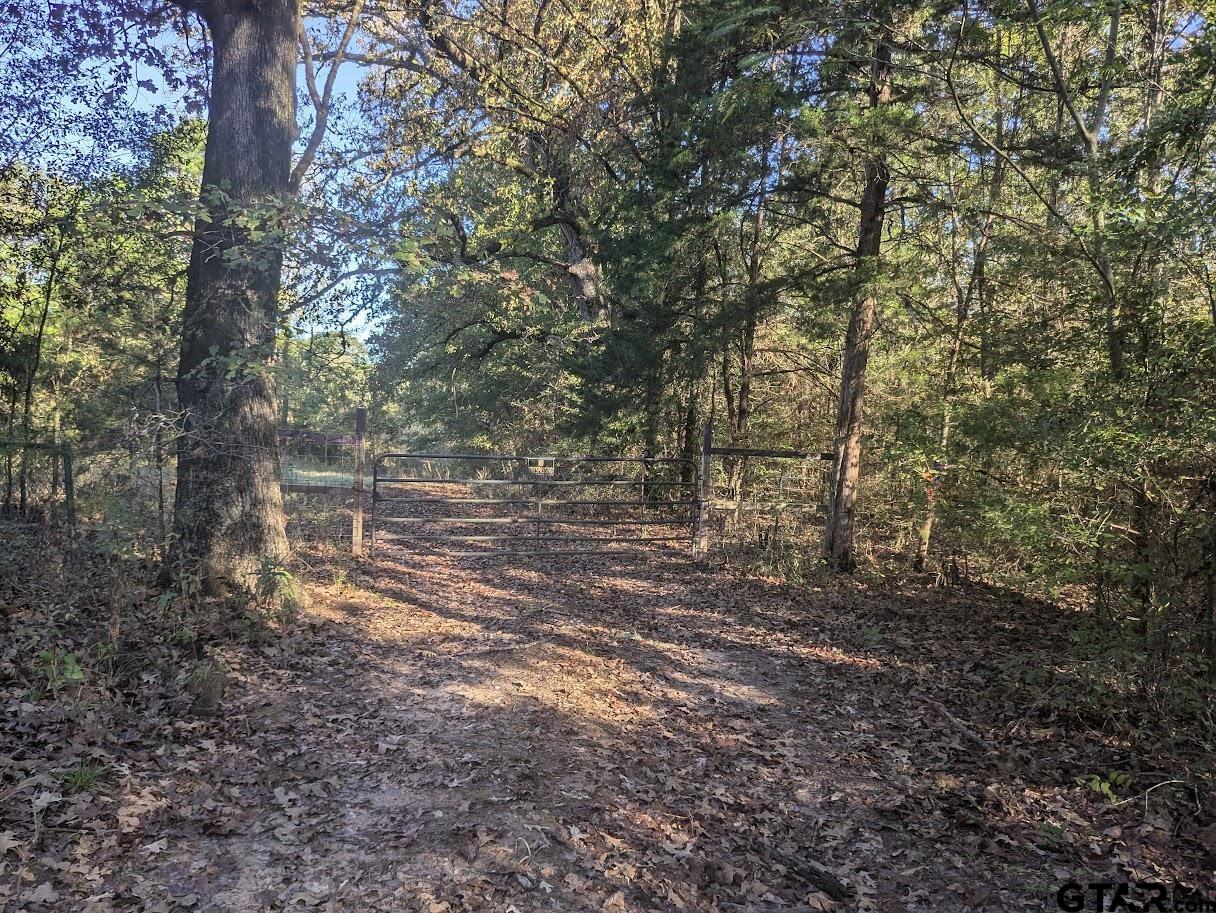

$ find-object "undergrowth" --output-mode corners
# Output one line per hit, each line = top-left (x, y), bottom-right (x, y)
(0, 518), (300, 719)
(722, 526), (1216, 762)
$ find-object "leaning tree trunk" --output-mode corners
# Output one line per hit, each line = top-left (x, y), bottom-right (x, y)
(168, 0), (298, 597)
(822, 38), (892, 570)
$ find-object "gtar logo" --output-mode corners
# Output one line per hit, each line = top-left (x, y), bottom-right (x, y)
(1056, 882), (1216, 912)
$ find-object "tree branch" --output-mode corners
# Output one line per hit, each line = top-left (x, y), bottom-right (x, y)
(1025, 0), (1096, 151)
(291, 0), (366, 192)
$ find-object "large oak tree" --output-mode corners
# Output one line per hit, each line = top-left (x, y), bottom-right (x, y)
(166, 0), (300, 595)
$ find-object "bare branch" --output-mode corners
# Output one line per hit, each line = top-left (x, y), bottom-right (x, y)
(290, 0), (367, 192)
(1025, 0), (1096, 151)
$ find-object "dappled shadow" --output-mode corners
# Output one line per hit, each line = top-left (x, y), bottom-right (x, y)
(110, 547), (1215, 913)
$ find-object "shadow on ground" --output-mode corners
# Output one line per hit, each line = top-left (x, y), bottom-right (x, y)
(47, 548), (1214, 912)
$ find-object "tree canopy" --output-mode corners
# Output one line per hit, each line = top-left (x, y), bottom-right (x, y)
(0, 0), (1213, 722)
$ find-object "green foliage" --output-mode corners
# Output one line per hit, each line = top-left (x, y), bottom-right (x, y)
(278, 329), (372, 432)
(61, 760), (107, 794)
(2, 0), (1213, 742)
(1076, 771), (1131, 805)
(1, 120), (203, 541)
(252, 556), (304, 626)
(352, 0), (1216, 710)
(35, 648), (85, 696)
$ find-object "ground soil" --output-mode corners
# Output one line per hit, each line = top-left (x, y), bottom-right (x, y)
(3, 548), (1213, 912)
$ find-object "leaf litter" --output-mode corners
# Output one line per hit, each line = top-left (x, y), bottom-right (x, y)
(2, 547), (1214, 911)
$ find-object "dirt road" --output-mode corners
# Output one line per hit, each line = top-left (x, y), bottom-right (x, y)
(10, 550), (1208, 911)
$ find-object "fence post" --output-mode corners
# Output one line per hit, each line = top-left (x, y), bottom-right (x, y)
(640, 451), (651, 538)
(694, 425), (712, 559)
(352, 407), (366, 556)
(60, 446), (76, 533)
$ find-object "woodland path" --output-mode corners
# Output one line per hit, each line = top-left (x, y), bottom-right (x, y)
(80, 551), (1198, 911)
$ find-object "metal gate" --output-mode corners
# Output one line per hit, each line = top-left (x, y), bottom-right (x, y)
(370, 453), (697, 557)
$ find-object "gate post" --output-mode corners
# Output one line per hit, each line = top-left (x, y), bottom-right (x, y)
(694, 425), (712, 559)
(61, 446), (76, 534)
(352, 407), (366, 556)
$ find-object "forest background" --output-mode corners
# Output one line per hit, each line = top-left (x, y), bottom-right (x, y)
(2, 0), (1215, 732)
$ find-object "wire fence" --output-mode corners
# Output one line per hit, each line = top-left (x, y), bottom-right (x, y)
(696, 429), (832, 568)
(2, 420), (831, 565)
(0, 440), (75, 528)
(0, 408), (368, 556)
(371, 453), (696, 557)
(279, 409), (366, 552)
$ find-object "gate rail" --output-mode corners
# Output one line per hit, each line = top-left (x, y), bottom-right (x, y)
(371, 452), (697, 557)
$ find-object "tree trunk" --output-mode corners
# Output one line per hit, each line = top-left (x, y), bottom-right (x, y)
(915, 149), (1008, 571)
(1128, 0), (1170, 647)
(4, 386), (16, 509)
(19, 233), (61, 514)
(822, 38), (892, 570)
(557, 220), (608, 322)
(679, 260), (708, 485)
(1205, 475), (1216, 680)
(168, 0), (298, 597)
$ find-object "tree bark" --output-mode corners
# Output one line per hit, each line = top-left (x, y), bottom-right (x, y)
(18, 228), (63, 514)
(168, 0), (298, 597)
(914, 147), (1008, 571)
(1028, 0), (1122, 376)
(822, 38), (892, 571)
